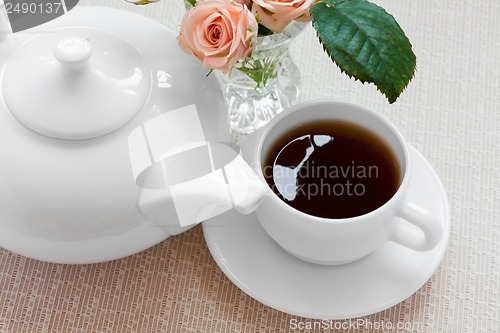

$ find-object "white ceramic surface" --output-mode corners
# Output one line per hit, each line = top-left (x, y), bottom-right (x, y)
(0, 7), (229, 264)
(202, 144), (450, 319)
(248, 101), (443, 265)
(3, 28), (151, 139)
(0, 1), (10, 41)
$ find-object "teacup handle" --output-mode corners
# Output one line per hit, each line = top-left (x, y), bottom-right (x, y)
(391, 201), (442, 251)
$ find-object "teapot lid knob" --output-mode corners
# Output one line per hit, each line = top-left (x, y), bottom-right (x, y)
(53, 36), (92, 71)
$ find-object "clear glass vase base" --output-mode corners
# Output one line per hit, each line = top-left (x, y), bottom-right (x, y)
(220, 53), (300, 138)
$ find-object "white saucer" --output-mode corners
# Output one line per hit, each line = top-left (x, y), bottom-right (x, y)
(202, 145), (450, 319)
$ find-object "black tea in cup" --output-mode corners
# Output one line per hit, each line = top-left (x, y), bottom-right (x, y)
(262, 120), (401, 219)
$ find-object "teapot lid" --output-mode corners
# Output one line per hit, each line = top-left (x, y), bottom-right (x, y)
(2, 27), (151, 140)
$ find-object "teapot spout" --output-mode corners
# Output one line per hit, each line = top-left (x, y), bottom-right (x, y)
(129, 104), (267, 229)
(137, 152), (267, 229)
(137, 188), (194, 236)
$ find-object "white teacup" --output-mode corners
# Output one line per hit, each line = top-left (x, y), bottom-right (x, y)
(251, 101), (443, 265)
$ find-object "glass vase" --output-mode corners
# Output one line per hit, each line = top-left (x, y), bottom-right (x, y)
(216, 22), (307, 137)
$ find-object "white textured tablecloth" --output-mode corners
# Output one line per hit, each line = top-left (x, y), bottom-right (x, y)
(1, 1), (498, 332)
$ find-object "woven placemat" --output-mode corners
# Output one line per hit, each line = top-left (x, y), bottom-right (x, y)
(1, 226), (449, 333)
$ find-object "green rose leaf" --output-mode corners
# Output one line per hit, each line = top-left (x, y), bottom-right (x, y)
(257, 24), (274, 37)
(128, 0), (158, 5)
(310, 0), (416, 103)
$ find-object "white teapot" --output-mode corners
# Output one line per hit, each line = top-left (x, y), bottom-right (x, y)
(0, 7), (246, 263)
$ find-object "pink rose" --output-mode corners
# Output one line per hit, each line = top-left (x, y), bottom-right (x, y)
(252, 0), (315, 32)
(178, 0), (258, 73)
